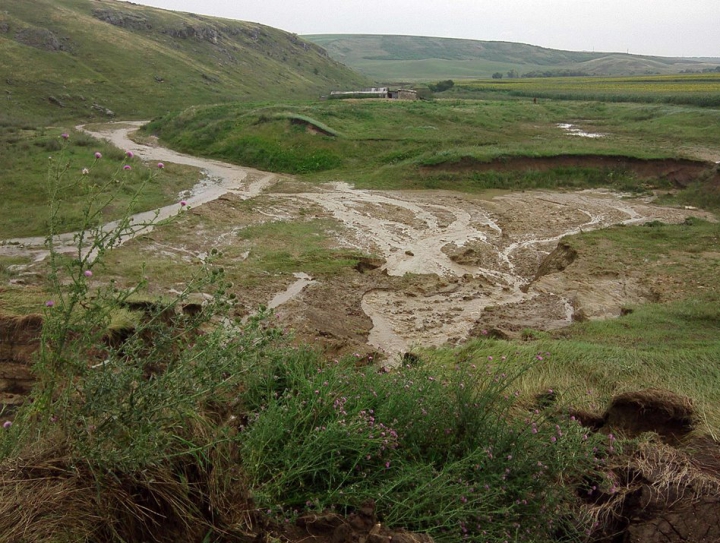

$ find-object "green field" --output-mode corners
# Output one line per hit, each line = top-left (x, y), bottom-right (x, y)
(454, 73), (720, 107)
(304, 34), (720, 82)
(143, 94), (720, 204)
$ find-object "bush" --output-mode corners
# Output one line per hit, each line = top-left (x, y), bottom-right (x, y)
(240, 355), (608, 542)
(0, 141), (276, 541)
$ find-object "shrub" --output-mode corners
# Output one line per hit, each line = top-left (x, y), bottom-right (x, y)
(0, 141), (274, 541)
(240, 355), (608, 542)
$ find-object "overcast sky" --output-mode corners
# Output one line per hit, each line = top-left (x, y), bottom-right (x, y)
(130, 0), (719, 58)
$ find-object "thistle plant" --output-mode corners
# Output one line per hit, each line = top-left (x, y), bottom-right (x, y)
(0, 132), (277, 541)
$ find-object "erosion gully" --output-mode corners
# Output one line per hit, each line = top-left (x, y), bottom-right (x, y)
(1, 122), (710, 361)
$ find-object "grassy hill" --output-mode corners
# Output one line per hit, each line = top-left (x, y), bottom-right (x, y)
(304, 34), (720, 82)
(0, 0), (370, 123)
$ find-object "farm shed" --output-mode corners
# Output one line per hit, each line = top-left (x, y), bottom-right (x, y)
(329, 87), (417, 100)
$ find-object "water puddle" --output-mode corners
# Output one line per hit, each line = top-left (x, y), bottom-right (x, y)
(557, 123), (605, 138)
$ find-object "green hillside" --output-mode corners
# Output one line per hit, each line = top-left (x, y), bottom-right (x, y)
(304, 34), (720, 82)
(0, 0), (370, 123)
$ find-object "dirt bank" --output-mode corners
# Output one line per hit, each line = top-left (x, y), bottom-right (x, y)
(420, 154), (720, 188)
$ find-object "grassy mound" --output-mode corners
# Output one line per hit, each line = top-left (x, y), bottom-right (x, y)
(144, 98), (720, 208)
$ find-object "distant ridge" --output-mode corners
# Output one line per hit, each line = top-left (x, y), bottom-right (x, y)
(304, 34), (720, 81)
(0, 0), (370, 121)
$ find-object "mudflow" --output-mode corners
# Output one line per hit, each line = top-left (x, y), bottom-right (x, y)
(2, 122), (712, 363)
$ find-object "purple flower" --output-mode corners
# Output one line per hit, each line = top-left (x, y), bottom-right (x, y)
(123, 165), (132, 171)
(125, 150), (134, 158)
(2, 421), (12, 429)
(157, 162), (165, 169)
(84, 270), (93, 277)
(61, 133), (69, 140)
(180, 200), (187, 207)
(385, 461), (391, 469)
(45, 300), (55, 307)
(94, 151), (102, 159)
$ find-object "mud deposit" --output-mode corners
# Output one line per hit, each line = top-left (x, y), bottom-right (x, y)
(2, 122), (715, 363)
(3, 123), (720, 543)
(256, 184), (706, 362)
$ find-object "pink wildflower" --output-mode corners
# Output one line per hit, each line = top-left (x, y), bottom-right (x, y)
(123, 165), (132, 171)
(157, 162), (165, 169)
(180, 200), (187, 207)
(84, 270), (93, 278)
(2, 421), (12, 429)
(61, 133), (69, 140)
(125, 150), (134, 158)
(45, 300), (55, 307)
(94, 151), (102, 159)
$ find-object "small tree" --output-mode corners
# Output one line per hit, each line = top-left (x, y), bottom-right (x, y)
(428, 79), (455, 92)
(492, 72), (503, 79)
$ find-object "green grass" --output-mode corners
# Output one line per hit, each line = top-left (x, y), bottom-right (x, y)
(304, 34), (720, 81)
(0, 126), (200, 237)
(145, 98), (720, 207)
(425, 298), (720, 436)
(235, 220), (361, 276)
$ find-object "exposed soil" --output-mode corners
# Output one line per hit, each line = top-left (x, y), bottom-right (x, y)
(3, 123), (720, 542)
(573, 390), (720, 543)
(420, 154), (720, 189)
(3, 122), (716, 364)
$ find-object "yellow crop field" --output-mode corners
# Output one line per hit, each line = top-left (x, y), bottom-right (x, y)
(458, 73), (720, 106)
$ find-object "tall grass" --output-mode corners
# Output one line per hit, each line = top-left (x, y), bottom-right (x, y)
(240, 352), (608, 541)
(0, 142), (612, 542)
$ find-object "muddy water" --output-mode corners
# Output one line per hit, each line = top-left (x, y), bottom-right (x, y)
(0, 122), (274, 262)
(2, 123), (712, 359)
(268, 273), (316, 309)
(279, 186), (711, 359)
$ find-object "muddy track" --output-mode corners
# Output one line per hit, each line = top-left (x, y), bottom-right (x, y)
(279, 185), (711, 358)
(2, 122), (714, 362)
(0, 122), (276, 262)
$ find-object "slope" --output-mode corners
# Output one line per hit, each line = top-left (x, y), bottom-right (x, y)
(0, 0), (370, 122)
(304, 34), (720, 81)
